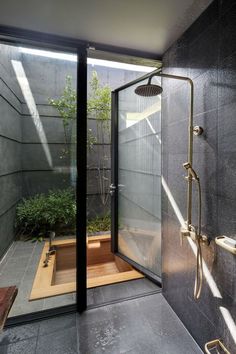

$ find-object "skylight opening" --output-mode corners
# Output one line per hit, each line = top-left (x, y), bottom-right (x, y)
(19, 47), (155, 72)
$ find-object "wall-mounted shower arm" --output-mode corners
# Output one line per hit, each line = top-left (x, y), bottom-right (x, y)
(149, 71), (193, 85)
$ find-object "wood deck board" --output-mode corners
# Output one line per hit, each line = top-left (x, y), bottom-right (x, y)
(87, 262), (119, 278)
(87, 270), (144, 288)
(0, 286), (18, 329)
(54, 268), (76, 285)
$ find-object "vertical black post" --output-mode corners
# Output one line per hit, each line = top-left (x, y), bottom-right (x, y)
(76, 47), (87, 312)
(111, 91), (119, 253)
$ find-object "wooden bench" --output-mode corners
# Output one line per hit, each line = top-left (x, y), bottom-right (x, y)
(0, 286), (18, 330)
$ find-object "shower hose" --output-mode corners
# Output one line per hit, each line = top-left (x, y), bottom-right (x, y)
(194, 178), (203, 300)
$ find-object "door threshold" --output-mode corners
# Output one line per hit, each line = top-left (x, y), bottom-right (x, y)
(87, 288), (162, 311)
(5, 304), (77, 328)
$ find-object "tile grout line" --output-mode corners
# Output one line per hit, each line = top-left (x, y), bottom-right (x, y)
(18, 241), (38, 285)
(0, 242), (17, 273)
(9, 241), (44, 316)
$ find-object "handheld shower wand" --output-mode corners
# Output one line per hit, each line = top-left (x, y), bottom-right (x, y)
(183, 162), (203, 300)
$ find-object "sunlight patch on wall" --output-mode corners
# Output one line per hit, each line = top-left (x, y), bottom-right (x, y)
(11, 59), (53, 168)
(220, 307), (236, 346)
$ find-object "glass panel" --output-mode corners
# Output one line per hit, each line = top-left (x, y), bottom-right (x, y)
(118, 77), (161, 277)
(0, 43), (77, 317)
(86, 57), (158, 305)
(86, 57), (154, 228)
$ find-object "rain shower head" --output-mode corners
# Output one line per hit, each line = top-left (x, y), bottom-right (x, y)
(135, 76), (163, 97)
(135, 83), (162, 97)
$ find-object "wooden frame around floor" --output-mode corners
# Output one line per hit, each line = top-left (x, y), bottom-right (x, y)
(30, 236), (144, 301)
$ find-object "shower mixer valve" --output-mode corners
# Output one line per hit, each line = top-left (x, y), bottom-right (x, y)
(180, 225), (209, 246)
(180, 226), (190, 246)
(180, 224), (197, 245)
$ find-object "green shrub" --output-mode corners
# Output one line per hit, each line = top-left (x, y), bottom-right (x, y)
(16, 189), (76, 239)
(87, 214), (111, 234)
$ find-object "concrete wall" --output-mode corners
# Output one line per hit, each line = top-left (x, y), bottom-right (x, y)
(19, 54), (146, 217)
(20, 54), (77, 197)
(162, 0), (236, 351)
(0, 44), (23, 258)
(0, 44), (148, 257)
(20, 56), (147, 218)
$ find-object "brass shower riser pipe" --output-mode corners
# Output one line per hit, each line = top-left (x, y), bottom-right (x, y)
(152, 72), (194, 229)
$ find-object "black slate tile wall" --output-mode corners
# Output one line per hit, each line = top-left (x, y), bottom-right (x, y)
(162, 0), (236, 352)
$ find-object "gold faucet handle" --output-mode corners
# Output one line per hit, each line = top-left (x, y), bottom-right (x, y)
(180, 227), (190, 246)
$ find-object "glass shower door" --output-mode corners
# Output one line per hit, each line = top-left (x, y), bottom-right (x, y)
(111, 74), (162, 280)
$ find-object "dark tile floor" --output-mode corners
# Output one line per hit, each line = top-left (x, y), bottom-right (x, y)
(0, 293), (203, 353)
(0, 240), (76, 317)
(0, 239), (161, 317)
(0, 240), (160, 317)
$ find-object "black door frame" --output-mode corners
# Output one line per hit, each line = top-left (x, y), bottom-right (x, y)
(111, 69), (162, 286)
(0, 27), (88, 325)
(0, 24), (161, 326)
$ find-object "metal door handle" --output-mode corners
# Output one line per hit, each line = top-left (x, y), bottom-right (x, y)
(109, 184), (116, 196)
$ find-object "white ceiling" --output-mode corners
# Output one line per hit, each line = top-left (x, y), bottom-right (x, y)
(0, 0), (213, 57)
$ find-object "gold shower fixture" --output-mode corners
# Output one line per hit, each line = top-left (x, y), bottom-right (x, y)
(135, 69), (209, 300)
(205, 339), (231, 354)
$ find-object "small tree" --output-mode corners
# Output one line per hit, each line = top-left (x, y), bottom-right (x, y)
(87, 71), (111, 208)
(49, 75), (96, 158)
(49, 72), (112, 217)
